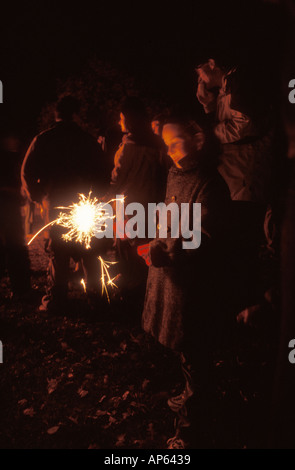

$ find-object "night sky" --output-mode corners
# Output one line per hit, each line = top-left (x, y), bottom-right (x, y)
(0, 0), (282, 133)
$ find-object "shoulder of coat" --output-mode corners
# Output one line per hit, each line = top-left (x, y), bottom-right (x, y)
(122, 133), (136, 145)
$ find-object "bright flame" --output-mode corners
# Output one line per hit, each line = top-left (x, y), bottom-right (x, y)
(80, 279), (87, 293)
(27, 192), (122, 302)
(28, 192), (122, 250)
(56, 192), (108, 249)
(99, 256), (118, 303)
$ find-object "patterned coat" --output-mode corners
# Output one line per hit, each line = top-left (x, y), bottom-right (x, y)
(197, 68), (273, 203)
(142, 154), (231, 352)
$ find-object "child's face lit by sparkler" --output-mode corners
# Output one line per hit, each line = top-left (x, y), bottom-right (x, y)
(162, 124), (194, 167)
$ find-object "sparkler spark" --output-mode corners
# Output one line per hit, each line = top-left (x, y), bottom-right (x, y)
(98, 256), (118, 303)
(27, 220), (58, 246)
(80, 279), (87, 293)
(27, 192), (122, 301)
(56, 192), (114, 249)
(28, 192), (120, 249)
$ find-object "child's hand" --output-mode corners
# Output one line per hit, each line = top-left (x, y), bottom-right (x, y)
(137, 244), (151, 266)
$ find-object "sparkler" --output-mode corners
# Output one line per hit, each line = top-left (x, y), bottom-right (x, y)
(28, 192), (121, 249)
(56, 192), (115, 249)
(28, 192), (122, 301)
(27, 220), (57, 246)
(98, 256), (119, 303)
(80, 279), (87, 293)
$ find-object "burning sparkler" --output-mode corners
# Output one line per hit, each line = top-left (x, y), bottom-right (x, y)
(98, 256), (119, 303)
(56, 192), (109, 249)
(27, 220), (57, 246)
(28, 192), (121, 249)
(28, 192), (122, 300)
(80, 278), (87, 293)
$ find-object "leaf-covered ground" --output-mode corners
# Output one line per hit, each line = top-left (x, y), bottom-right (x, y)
(0, 237), (278, 449)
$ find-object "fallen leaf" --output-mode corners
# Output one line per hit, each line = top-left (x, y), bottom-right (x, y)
(23, 408), (35, 417)
(18, 399), (28, 406)
(95, 410), (108, 417)
(47, 378), (59, 394)
(122, 391), (130, 400)
(120, 341), (127, 352)
(85, 374), (94, 380)
(103, 415), (117, 429)
(110, 396), (121, 408)
(68, 416), (78, 424)
(47, 426), (60, 435)
(116, 434), (126, 447)
(78, 388), (89, 398)
(88, 443), (100, 449)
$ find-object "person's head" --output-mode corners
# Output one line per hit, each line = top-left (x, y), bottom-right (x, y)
(55, 95), (81, 122)
(162, 117), (205, 167)
(195, 58), (225, 89)
(119, 96), (149, 134)
(151, 113), (165, 136)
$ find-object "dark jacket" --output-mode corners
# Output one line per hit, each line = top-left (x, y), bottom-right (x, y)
(110, 131), (165, 208)
(21, 121), (106, 210)
(198, 68), (274, 203)
(109, 130), (166, 290)
(142, 153), (231, 352)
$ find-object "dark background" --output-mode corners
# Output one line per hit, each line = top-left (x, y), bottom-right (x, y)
(0, 0), (282, 135)
(1, 0), (294, 450)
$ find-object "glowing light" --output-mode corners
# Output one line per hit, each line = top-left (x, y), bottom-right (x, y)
(27, 192), (122, 302)
(56, 192), (110, 250)
(81, 279), (87, 293)
(27, 220), (58, 246)
(28, 192), (120, 250)
(98, 256), (118, 303)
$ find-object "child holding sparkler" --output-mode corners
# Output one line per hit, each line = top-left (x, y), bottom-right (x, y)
(138, 115), (232, 449)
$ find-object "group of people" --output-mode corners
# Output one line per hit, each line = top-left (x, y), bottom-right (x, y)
(1, 56), (279, 448)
